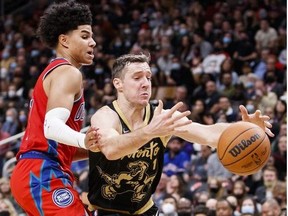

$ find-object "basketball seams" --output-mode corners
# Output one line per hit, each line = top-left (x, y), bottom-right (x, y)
(218, 127), (260, 161)
(221, 133), (267, 166)
(227, 135), (270, 175)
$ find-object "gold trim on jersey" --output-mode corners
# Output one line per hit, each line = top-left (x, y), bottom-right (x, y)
(112, 101), (151, 131)
(112, 100), (170, 147)
(90, 198), (154, 215)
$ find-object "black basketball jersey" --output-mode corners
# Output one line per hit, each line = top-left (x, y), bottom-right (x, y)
(88, 101), (167, 215)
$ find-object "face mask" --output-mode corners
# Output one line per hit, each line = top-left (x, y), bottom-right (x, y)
(151, 67), (158, 75)
(16, 41), (23, 49)
(19, 115), (27, 123)
(223, 37), (232, 44)
(0, 68), (7, 79)
(94, 68), (104, 74)
(246, 104), (255, 113)
(234, 193), (244, 199)
(179, 28), (188, 35)
(209, 209), (216, 216)
(2, 51), (9, 59)
(162, 203), (176, 214)
(124, 28), (131, 34)
(241, 205), (255, 214)
(6, 116), (13, 123)
(171, 63), (181, 70)
(8, 90), (16, 98)
(31, 50), (40, 57)
(210, 187), (219, 193)
(114, 41), (122, 47)
(178, 213), (191, 216)
(265, 76), (275, 83)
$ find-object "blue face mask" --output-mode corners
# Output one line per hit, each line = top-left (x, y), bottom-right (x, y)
(241, 205), (255, 214)
(223, 37), (232, 44)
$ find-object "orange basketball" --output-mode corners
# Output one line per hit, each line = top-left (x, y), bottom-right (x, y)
(217, 121), (271, 176)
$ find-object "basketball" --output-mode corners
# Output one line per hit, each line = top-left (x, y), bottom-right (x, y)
(217, 121), (271, 176)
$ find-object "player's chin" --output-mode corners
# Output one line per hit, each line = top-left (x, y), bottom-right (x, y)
(82, 59), (94, 66)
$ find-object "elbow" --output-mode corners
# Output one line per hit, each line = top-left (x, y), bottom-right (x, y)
(99, 144), (121, 161)
(102, 150), (120, 160)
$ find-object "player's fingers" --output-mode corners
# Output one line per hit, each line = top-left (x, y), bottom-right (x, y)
(168, 101), (184, 116)
(172, 119), (192, 129)
(172, 110), (191, 122)
(264, 121), (272, 128)
(239, 105), (249, 121)
(254, 110), (261, 118)
(265, 128), (274, 137)
(260, 115), (270, 121)
(154, 100), (163, 115)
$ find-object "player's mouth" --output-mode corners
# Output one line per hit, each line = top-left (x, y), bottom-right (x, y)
(87, 51), (94, 59)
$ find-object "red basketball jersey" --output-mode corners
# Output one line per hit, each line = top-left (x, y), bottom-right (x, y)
(16, 58), (85, 178)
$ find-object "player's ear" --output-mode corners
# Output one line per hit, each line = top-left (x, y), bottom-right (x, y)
(58, 34), (69, 48)
(113, 78), (123, 92)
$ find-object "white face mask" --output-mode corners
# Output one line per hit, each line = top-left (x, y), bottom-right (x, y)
(6, 116), (13, 123)
(241, 205), (255, 214)
(162, 203), (176, 214)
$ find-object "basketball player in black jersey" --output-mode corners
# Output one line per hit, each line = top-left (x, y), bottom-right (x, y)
(87, 53), (274, 216)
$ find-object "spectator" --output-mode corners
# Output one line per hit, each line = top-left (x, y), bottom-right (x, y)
(253, 48), (270, 80)
(254, 79), (278, 113)
(0, 198), (18, 216)
(231, 180), (248, 206)
(240, 195), (260, 216)
(202, 80), (221, 113)
(233, 31), (257, 73)
(202, 40), (228, 76)
(193, 205), (210, 216)
(153, 172), (169, 208)
(261, 198), (281, 216)
(185, 145), (212, 184)
(191, 29), (213, 59)
(159, 195), (179, 216)
(254, 19), (278, 52)
(163, 136), (191, 177)
(271, 135), (287, 181)
(254, 166), (284, 204)
(1, 108), (19, 136)
(207, 177), (227, 200)
(215, 197), (234, 216)
(207, 150), (233, 182)
(177, 197), (193, 216)
(165, 174), (186, 202)
(164, 86), (190, 110)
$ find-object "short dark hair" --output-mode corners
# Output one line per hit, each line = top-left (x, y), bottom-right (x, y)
(37, 1), (92, 48)
(112, 53), (151, 79)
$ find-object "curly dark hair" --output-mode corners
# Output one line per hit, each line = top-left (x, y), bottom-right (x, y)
(36, 0), (92, 48)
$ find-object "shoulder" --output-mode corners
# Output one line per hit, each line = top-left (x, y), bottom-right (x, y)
(91, 105), (119, 124)
(49, 64), (82, 84)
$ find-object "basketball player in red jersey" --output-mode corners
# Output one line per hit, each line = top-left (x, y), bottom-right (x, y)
(87, 53), (274, 215)
(10, 1), (98, 215)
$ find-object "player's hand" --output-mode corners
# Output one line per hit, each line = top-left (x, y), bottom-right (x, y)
(239, 105), (274, 137)
(145, 100), (192, 137)
(84, 126), (101, 151)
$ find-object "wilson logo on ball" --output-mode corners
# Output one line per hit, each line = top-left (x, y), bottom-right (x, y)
(229, 133), (261, 157)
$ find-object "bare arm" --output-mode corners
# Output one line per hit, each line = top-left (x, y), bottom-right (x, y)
(43, 65), (98, 150)
(90, 101), (191, 160)
(174, 105), (274, 148)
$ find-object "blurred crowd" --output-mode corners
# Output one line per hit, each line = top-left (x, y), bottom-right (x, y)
(0, 0), (286, 215)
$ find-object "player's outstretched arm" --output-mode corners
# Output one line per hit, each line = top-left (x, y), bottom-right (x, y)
(173, 104), (274, 149)
(90, 101), (191, 160)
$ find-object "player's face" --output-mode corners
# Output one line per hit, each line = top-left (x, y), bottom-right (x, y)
(118, 62), (152, 106)
(65, 25), (96, 67)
